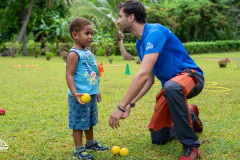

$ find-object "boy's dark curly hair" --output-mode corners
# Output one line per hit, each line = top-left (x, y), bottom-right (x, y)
(69, 17), (92, 39)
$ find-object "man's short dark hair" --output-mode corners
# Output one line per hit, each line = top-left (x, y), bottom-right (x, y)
(69, 17), (92, 39)
(118, 0), (147, 24)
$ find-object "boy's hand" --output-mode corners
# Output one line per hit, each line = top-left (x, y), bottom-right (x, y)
(73, 93), (85, 104)
(97, 93), (101, 102)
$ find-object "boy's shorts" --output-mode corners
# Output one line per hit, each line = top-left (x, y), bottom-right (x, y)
(68, 94), (98, 130)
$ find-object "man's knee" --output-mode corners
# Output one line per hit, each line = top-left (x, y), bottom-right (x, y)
(150, 127), (171, 145)
(164, 81), (181, 96)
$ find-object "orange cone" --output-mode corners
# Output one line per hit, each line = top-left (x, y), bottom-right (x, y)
(100, 62), (104, 72)
(98, 65), (102, 77)
(99, 66), (103, 73)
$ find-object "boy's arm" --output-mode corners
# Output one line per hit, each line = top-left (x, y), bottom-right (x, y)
(66, 52), (84, 104)
(97, 92), (101, 102)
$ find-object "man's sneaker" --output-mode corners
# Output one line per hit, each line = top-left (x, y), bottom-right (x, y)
(85, 140), (109, 151)
(73, 148), (94, 159)
(190, 104), (203, 133)
(190, 104), (199, 116)
(180, 147), (201, 160)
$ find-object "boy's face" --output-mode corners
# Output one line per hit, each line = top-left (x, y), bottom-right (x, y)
(72, 25), (93, 49)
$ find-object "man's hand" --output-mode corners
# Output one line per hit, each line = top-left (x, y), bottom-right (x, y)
(116, 26), (124, 42)
(121, 104), (131, 119)
(109, 107), (124, 129)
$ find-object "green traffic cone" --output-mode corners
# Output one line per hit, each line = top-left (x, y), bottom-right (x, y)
(125, 64), (131, 75)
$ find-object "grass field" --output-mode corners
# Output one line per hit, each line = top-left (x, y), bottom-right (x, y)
(0, 52), (240, 159)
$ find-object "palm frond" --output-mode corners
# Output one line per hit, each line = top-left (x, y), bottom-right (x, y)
(95, 0), (110, 8)
(70, 0), (118, 29)
(73, 0), (96, 7)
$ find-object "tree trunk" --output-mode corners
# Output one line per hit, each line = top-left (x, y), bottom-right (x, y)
(194, 23), (198, 41)
(15, 0), (35, 43)
(22, 32), (28, 55)
(2, 0), (34, 57)
(187, 23), (190, 42)
(21, 0), (28, 56)
(116, 29), (134, 60)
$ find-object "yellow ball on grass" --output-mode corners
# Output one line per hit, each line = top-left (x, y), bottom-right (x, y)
(111, 146), (121, 155)
(120, 148), (129, 157)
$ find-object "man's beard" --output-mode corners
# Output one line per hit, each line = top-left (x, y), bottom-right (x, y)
(122, 26), (131, 33)
(121, 21), (132, 33)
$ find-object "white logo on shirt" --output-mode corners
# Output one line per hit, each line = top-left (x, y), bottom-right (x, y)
(146, 42), (153, 50)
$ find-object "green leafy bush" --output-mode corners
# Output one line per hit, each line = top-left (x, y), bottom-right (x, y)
(45, 51), (54, 60)
(91, 42), (101, 55)
(104, 43), (113, 57)
(27, 40), (41, 58)
(96, 47), (105, 56)
(124, 43), (137, 56)
(58, 43), (71, 56)
(44, 43), (51, 52)
(4, 42), (20, 58)
(183, 40), (240, 55)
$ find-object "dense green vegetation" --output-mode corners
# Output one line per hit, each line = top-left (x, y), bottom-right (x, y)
(0, 0), (239, 57)
(0, 52), (240, 159)
(147, 0), (240, 42)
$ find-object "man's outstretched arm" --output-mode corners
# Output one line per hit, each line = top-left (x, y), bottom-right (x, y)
(109, 53), (159, 129)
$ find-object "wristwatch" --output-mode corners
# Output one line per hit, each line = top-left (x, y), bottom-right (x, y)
(130, 102), (135, 108)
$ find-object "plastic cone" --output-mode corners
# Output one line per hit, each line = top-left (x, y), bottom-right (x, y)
(125, 64), (131, 75)
(100, 62), (104, 72)
(98, 65), (102, 77)
(99, 66), (103, 73)
(99, 70), (102, 77)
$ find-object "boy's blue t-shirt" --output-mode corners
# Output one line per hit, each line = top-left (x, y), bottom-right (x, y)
(67, 48), (100, 96)
(136, 23), (203, 87)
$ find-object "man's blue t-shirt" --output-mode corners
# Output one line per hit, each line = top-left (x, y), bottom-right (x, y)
(136, 23), (203, 87)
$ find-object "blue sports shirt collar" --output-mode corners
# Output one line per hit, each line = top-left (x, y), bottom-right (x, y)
(138, 22), (149, 44)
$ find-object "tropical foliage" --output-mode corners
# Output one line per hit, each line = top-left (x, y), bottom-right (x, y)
(146, 0), (239, 42)
(0, 0), (239, 57)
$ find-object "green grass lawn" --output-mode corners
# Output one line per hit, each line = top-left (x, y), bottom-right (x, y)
(0, 52), (240, 159)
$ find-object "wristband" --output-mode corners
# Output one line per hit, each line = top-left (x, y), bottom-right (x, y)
(130, 102), (135, 108)
(118, 105), (125, 112)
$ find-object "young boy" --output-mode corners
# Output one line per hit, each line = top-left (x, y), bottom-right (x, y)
(66, 17), (108, 160)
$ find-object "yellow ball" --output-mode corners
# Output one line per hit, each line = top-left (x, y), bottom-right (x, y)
(80, 93), (91, 104)
(111, 146), (120, 155)
(120, 148), (129, 157)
